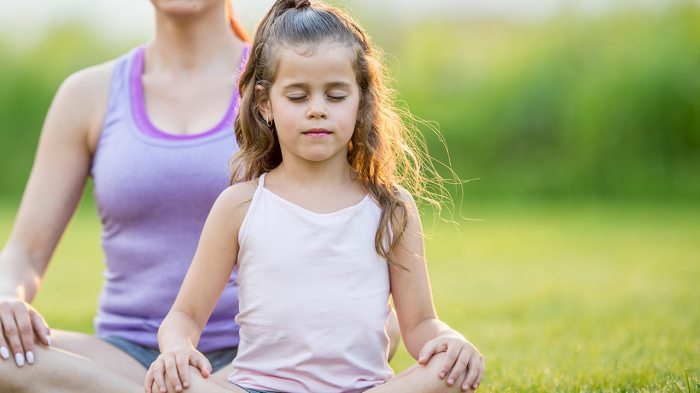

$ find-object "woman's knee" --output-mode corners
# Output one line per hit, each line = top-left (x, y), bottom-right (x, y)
(0, 358), (34, 393)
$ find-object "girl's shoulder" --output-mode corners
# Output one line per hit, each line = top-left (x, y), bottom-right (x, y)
(219, 179), (259, 206)
(214, 179), (260, 217)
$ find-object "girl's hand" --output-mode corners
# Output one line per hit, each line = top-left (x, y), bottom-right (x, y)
(0, 297), (51, 367)
(144, 346), (212, 393)
(418, 335), (485, 391)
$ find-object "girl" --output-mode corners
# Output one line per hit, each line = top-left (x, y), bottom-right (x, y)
(146, 1), (484, 392)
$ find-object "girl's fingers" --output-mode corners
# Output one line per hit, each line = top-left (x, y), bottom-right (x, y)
(418, 339), (446, 365)
(0, 311), (25, 366)
(144, 369), (154, 393)
(12, 306), (35, 365)
(460, 353), (480, 390)
(29, 310), (51, 346)
(192, 353), (212, 378)
(150, 361), (168, 393)
(446, 349), (470, 387)
(473, 356), (485, 390)
(164, 355), (184, 392)
(439, 342), (462, 380)
(176, 354), (190, 389)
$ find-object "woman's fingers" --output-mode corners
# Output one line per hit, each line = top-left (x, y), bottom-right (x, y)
(29, 309), (51, 346)
(0, 308), (26, 366)
(12, 305), (36, 365)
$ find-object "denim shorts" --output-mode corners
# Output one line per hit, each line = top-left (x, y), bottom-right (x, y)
(101, 335), (237, 372)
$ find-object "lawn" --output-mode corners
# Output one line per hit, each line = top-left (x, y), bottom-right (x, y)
(1, 199), (698, 392)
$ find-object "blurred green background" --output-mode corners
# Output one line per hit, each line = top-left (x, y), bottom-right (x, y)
(1, 1), (699, 391)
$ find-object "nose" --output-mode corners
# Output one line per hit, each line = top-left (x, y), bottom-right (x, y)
(306, 95), (328, 119)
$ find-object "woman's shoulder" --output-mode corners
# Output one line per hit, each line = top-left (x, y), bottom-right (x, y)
(51, 59), (118, 150)
(58, 59), (116, 103)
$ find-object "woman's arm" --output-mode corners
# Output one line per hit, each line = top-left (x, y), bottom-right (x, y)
(389, 190), (484, 391)
(0, 63), (111, 366)
(146, 182), (255, 393)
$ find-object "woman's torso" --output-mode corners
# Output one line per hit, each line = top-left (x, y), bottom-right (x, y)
(90, 45), (247, 352)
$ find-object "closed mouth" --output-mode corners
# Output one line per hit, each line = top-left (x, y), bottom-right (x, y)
(302, 129), (332, 136)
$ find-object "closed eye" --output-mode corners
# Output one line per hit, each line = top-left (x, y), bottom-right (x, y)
(287, 95), (307, 102)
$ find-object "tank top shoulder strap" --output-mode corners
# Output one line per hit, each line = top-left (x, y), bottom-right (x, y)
(100, 47), (142, 141)
(237, 173), (268, 246)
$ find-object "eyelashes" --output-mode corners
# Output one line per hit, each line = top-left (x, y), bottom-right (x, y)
(286, 95), (347, 102)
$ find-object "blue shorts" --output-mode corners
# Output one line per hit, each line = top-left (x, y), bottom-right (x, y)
(100, 335), (237, 372)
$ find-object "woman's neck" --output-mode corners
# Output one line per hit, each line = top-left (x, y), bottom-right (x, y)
(148, 6), (242, 74)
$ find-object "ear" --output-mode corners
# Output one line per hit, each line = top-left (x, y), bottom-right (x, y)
(255, 84), (272, 122)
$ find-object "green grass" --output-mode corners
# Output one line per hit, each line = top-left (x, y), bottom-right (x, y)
(1, 200), (698, 392)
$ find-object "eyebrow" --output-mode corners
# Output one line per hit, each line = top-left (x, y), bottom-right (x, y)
(281, 82), (353, 90)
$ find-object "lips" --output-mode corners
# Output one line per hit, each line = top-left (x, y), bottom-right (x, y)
(302, 128), (332, 136)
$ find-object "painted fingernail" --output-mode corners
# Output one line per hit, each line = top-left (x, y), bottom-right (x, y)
(26, 351), (34, 364)
(440, 372), (446, 378)
(176, 385), (182, 391)
(0, 347), (9, 359)
(46, 336), (52, 346)
(448, 378), (455, 385)
(15, 352), (25, 367)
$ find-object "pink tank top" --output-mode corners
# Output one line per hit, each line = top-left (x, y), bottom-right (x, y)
(228, 173), (393, 392)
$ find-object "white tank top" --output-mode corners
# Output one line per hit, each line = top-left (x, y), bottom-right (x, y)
(227, 173), (394, 393)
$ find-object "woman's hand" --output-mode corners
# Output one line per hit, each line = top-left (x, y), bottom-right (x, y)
(418, 335), (485, 391)
(0, 297), (51, 367)
(144, 346), (212, 393)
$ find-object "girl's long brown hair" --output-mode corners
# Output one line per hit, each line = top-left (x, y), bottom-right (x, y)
(231, 0), (453, 268)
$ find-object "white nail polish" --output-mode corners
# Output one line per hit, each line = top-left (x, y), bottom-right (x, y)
(0, 347), (9, 359)
(26, 351), (34, 364)
(15, 352), (25, 367)
(46, 336), (52, 346)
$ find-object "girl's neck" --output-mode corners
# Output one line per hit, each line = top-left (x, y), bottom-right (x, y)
(272, 158), (355, 189)
(148, 7), (242, 74)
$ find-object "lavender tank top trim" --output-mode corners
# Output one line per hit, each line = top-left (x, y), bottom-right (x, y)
(130, 45), (249, 141)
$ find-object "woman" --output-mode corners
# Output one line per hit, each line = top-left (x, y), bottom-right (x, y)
(0, 1), (250, 391)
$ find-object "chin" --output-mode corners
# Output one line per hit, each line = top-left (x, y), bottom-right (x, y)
(151, 0), (214, 15)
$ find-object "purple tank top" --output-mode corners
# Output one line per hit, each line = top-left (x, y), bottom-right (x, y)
(90, 46), (248, 351)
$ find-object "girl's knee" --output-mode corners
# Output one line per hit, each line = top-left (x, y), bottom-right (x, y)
(406, 353), (474, 393)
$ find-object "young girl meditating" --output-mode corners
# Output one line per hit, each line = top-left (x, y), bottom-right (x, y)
(145, 1), (484, 392)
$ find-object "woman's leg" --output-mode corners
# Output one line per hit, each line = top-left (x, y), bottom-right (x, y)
(367, 352), (475, 393)
(0, 329), (146, 393)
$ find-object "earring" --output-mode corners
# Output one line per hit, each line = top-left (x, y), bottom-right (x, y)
(267, 116), (273, 127)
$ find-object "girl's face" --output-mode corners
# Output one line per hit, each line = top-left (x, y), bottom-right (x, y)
(259, 42), (361, 165)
